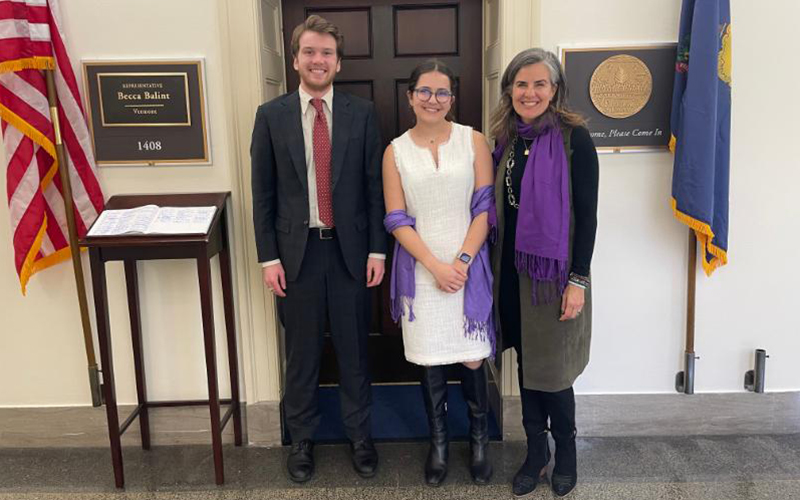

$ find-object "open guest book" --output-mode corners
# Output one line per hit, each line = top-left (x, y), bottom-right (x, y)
(87, 205), (217, 237)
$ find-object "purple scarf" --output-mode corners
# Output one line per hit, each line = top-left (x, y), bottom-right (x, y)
(492, 118), (570, 304)
(384, 185), (497, 355)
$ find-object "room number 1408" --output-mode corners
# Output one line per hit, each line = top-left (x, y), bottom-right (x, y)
(137, 140), (163, 151)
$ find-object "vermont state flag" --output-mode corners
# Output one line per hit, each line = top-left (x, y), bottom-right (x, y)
(670, 0), (731, 275)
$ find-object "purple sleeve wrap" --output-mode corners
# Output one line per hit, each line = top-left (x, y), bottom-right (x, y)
(384, 210), (416, 323)
(465, 185), (497, 356)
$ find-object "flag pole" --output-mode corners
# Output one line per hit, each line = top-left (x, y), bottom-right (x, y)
(44, 69), (102, 407)
(675, 229), (698, 394)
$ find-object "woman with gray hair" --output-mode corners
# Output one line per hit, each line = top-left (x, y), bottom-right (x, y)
(490, 48), (598, 497)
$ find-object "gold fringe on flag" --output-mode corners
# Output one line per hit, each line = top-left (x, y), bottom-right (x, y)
(18, 218), (48, 295)
(1, 85), (65, 292)
(0, 104), (57, 159)
(31, 246), (75, 276)
(0, 57), (55, 75)
(670, 197), (728, 276)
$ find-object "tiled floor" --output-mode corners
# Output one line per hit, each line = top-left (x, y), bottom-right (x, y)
(2, 434), (800, 499)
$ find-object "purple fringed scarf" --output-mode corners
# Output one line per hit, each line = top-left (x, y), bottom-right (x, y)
(492, 117), (570, 304)
(384, 210), (417, 323)
(384, 185), (497, 355)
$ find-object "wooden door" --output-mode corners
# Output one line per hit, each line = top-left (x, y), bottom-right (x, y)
(281, 0), (483, 385)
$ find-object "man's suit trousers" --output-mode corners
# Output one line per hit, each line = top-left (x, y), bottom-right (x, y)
(277, 232), (372, 443)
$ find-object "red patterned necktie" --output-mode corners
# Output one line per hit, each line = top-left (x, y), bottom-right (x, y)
(310, 98), (334, 227)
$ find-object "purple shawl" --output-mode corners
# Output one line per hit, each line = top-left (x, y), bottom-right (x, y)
(384, 185), (497, 354)
(492, 118), (570, 304)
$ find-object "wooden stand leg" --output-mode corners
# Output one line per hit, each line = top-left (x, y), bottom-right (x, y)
(124, 259), (150, 450)
(197, 255), (224, 485)
(90, 249), (125, 488)
(219, 241), (243, 446)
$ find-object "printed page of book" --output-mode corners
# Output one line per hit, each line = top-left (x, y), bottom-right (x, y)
(144, 206), (217, 235)
(87, 205), (159, 237)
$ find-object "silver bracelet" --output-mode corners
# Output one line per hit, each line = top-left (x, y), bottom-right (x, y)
(568, 279), (587, 290)
(568, 272), (590, 289)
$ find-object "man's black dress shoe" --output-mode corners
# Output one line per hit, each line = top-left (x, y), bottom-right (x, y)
(287, 439), (315, 483)
(350, 439), (378, 478)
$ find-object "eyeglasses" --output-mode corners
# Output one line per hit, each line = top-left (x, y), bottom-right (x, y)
(413, 87), (454, 104)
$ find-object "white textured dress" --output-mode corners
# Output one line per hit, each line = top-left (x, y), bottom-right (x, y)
(391, 122), (492, 366)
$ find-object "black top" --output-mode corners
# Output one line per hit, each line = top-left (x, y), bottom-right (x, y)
(503, 126), (598, 276)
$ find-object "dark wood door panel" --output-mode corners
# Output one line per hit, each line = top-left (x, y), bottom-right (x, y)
(284, 0), (481, 143)
(394, 5), (460, 56)
(334, 80), (374, 101)
(306, 8), (374, 58)
(282, 0), (482, 385)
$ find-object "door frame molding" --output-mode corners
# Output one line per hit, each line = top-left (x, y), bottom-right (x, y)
(484, 0), (541, 400)
(216, 0), (285, 417)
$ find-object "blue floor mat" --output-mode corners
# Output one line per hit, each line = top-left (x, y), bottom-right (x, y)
(313, 384), (501, 442)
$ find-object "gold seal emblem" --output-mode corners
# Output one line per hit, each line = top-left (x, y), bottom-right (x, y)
(590, 54), (653, 119)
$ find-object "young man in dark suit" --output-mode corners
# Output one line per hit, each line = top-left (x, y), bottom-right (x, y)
(251, 15), (386, 482)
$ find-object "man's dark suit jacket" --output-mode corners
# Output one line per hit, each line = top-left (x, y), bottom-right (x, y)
(251, 90), (387, 282)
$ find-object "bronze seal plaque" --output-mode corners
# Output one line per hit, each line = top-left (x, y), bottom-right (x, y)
(590, 54), (653, 119)
(562, 45), (676, 151)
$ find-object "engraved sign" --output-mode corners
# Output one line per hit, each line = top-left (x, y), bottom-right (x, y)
(589, 55), (653, 119)
(83, 60), (210, 165)
(97, 73), (191, 127)
(561, 45), (676, 151)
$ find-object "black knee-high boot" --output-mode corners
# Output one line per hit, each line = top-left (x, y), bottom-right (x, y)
(512, 386), (551, 496)
(420, 365), (448, 486)
(544, 387), (577, 497)
(460, 361), (493, 484)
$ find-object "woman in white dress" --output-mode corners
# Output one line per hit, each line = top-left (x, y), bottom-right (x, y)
(382, 60), (495, 486)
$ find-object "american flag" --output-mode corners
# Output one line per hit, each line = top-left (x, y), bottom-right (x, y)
(0, 0), (104, 294)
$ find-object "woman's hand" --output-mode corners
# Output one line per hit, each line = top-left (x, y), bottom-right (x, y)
(432, 261), (467, 293)
(559, 284), (585, 321)
(452, 258), (470, 278)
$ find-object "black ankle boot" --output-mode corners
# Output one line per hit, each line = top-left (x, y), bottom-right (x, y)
(551, 429), (577, 497)
(421, 366), (448, 486)
(461, 362), (493, 484)
(547, 388), (577, 497)
(513, 387), (551, 496)
(512, 429), (550, 497)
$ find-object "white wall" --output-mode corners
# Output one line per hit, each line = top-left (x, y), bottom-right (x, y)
(0, 0), (239, 406)
(536, 0), (800, 393)
(696, 0), (800, 392)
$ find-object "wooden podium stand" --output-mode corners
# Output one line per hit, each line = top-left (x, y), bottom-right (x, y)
(81, 192), (242, 487)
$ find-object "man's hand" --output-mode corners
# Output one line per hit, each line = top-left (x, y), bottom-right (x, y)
(366, 257), (385, 287)
(263, 263), (287, 297)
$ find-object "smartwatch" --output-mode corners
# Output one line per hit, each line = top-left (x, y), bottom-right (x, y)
(457, 252), (472, 265)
